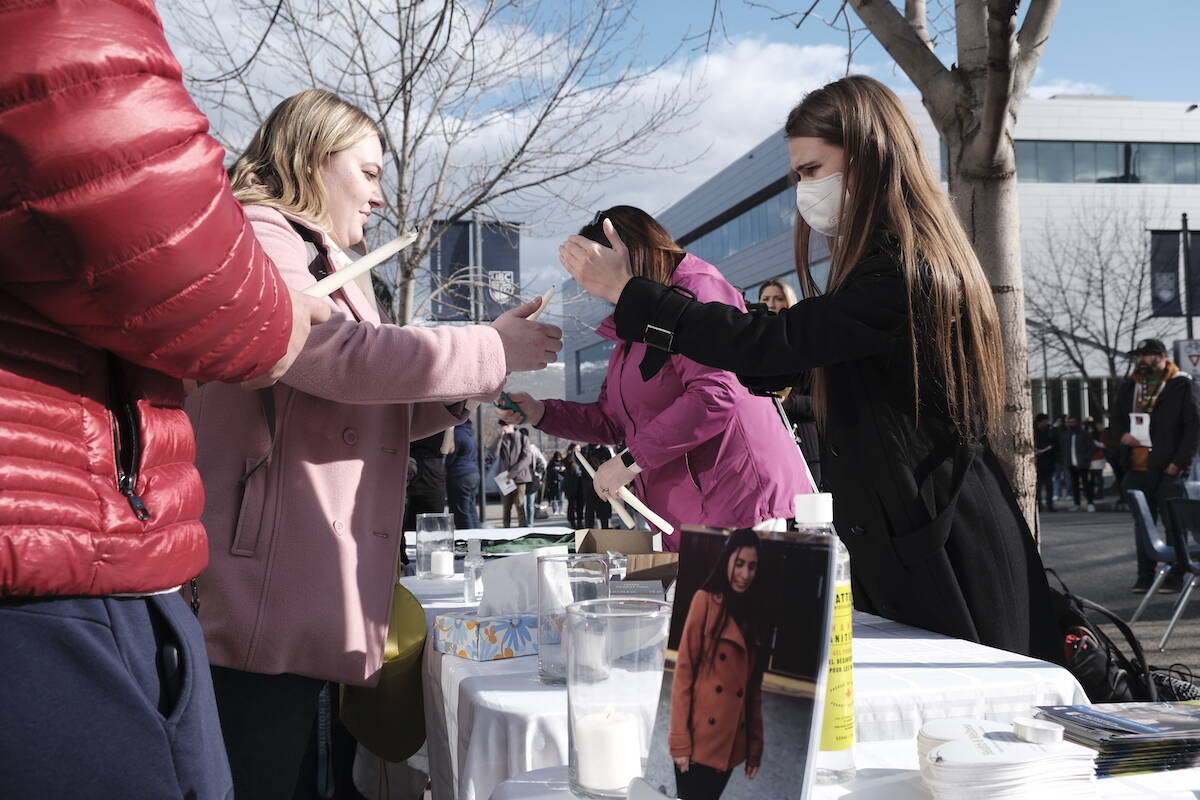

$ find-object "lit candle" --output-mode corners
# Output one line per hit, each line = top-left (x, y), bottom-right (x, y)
(573, 708), (642, 793)
(430, 550), (455, 577)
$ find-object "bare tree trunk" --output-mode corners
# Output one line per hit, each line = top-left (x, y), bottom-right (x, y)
(953, 169), (1037, 528)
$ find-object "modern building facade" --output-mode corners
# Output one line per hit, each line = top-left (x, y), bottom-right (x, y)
(563, 95), (1200, 425)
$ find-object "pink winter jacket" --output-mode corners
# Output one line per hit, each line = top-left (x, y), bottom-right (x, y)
(187, 206), (507, 685)
(539, 255), (810, 550)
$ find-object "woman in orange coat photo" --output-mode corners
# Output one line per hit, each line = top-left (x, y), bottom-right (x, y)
(669, 530), (767, 800)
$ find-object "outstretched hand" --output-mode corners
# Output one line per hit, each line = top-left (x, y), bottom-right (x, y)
(496, 391), (545, 427)
(491, 297), (563, 372)
(558, 218), (633, 304)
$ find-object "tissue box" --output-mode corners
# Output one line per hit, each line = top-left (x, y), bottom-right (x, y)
(433, 612), (539, 661)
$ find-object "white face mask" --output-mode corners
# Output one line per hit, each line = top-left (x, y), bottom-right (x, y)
(794, 172), (843, 237)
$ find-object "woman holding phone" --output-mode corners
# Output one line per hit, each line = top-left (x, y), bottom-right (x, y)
(559, 76), (1058, 660)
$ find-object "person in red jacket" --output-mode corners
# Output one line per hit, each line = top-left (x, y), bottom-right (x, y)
(0, 2), (329, 797)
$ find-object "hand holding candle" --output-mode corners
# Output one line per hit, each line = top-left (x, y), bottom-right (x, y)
(576, 452), (637, 529)
(302, 232), (418, 298)
(580, 453), (674, 537)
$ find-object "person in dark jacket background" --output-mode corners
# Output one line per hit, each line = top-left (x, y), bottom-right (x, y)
(1054, 415), (1097, 512)
(559, 74), (1059, 662)
(1111, 338), (1200, 593)
(404, 431), (449, 532)
(544, 451), (566, 515)
(1033, 414), (1058, 512)
(0, 3), (328, 796)
(563, 445), (588, 528)
(759, 279), (822, 488)
(446, 421), (481, 529)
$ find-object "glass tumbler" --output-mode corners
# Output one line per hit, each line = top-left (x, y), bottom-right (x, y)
(415, 512), (455, 579)
(536, 554), (610, 683)
(566, 598), (671, 799)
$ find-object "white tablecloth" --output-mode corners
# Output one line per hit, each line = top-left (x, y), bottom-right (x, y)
(490, 750), (1200, 800)
(406, 574), (1092, 800)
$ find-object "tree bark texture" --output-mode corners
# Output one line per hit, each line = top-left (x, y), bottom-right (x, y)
(849, 0), (1061, 537)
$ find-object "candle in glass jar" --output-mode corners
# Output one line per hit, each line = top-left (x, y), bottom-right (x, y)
(430, 550), (455, 577)
(574, 708), (642, 793)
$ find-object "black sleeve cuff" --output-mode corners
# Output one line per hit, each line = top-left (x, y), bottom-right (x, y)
(612, 277), (695, 352)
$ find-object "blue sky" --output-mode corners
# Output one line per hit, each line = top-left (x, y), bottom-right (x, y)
(630, 0), (1199, 103)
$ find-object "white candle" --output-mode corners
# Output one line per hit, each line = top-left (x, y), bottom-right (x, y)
(430, 550), (455, 577)
(574, 708), (642, 793)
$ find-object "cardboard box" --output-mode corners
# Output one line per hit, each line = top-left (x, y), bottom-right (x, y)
(626, 553), (679, 589)
(574, 529), (657, 554)
(433, 612), (538, 661)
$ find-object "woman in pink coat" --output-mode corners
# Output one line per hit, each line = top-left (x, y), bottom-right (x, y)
(501, 207), (810, 550)
(186, 90), (562, 799)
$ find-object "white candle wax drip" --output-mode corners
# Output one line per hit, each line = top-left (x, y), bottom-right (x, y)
(574, 707), (642, 793)
(430, 550), (455, 577)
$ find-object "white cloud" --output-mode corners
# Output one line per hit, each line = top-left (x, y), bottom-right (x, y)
(517, 37), (872, 285)
(1026, 76), (1110, 99)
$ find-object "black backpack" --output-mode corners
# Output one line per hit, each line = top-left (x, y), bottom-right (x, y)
(1046, 569), (1156, 703)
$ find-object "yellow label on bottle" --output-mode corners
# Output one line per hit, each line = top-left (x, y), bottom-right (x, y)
(820, 581), (855, 752)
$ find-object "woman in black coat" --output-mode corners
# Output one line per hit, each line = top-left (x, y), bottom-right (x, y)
(559, 75), (1059, 661)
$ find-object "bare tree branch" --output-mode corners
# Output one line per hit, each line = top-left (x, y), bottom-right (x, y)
(905, 0), (933, 49)
(847, 0), (957, 121)
(1013, 0), (1062, 100)
(968, 0), (1018, 171)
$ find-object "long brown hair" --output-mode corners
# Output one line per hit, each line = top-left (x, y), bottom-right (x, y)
(787, 75), (1003, 441)
(229, 89), (383, 233)
(580, 206), (684, 285)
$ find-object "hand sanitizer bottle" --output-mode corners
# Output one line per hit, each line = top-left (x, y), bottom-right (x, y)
(463, 538), (484, 603)
(795, 492), (856, 784)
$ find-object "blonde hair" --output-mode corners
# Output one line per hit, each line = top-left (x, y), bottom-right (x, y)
(758, 278), (797, 308)
(787, 75), (1003, 441)
(229, 89), (383, 231)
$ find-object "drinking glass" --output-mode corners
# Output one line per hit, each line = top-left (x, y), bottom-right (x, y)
(566, 598), (671, 798)
(415, 512), (455, 579)
(536, 554), (609, 682)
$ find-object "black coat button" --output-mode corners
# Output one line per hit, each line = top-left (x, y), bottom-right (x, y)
(829, 445), (840, 457)
(708, 717), (716, 726)
(715, 685), (723, 694)
(736, 689), (744, 698)
(849, 525), (866, 536)
(718, 652), (726, 661)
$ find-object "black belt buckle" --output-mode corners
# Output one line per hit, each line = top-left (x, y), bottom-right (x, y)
(643, 324), (674, 352)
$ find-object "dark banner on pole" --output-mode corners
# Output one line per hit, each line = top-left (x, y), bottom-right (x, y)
(481, 222), (521, 321)
(1150, 229), (1182, 317)
(429, 220), (473, 321)
(1190, 231), (1200, 314)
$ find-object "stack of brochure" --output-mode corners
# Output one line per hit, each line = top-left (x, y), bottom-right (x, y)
(922, 727), (1097, 799)
(1037, 702), (1200, 777)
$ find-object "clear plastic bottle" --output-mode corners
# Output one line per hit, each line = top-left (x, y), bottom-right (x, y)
(794, 492), (856, 784)
(463, 538), (485, 603)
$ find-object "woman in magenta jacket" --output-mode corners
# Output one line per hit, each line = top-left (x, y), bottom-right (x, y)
(502, 207), (810, 550)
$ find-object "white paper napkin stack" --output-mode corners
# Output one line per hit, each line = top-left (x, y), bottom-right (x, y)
(921, 719), (1098, 800)
(476, 546), (570, 616)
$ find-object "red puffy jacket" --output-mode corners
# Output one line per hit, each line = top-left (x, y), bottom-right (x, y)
(0, 0), (293, 596)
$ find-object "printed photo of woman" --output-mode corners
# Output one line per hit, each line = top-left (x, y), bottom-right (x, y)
(669, 529), (767, 800)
